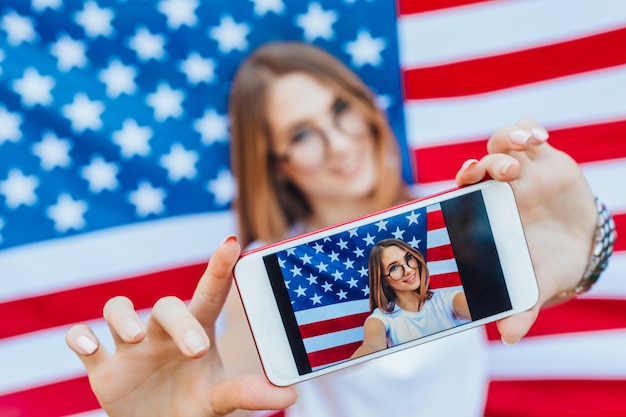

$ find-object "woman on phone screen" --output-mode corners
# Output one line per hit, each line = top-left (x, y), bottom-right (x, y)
(65, 42), (611, 417)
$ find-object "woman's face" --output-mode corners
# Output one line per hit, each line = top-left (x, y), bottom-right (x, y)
(266, 72), (378, 205)
(381, 245), (421, 293)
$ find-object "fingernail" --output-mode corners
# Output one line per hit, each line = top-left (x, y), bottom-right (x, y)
(496, 159), (515, 175)
(183, 329), (208, 354)
(122, 318), (143, 339)
(461, 158), (479, 171)
(220, 234), (238, 246)
(501, 335), (519, 346)
(530, 127), (549, 142)
(509, 129), (532, 145)
(77, 335), (98, 355)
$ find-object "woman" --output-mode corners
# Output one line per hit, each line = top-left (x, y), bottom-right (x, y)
(65, 42), (609, 417)
(351, 239), (471, 359)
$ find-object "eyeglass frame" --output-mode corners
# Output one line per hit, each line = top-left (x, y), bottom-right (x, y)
(383, 253), (421, 281)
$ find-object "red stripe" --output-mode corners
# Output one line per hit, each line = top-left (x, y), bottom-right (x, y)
(412, 119), (626, 184)
(427, 243), (454, 262)
(299, 312), (370, 339)
(0, 376), (99, 417)
(429, 271), (462, 289)
(615, 211), (625, 252)
(307, 341), (362, 368)
(427, 208), (446, 229)
(0, 262), (205, 340)
(484, 298), (626, 341)
(403, 27), (626, 99)
(396, 0), (493, 16)
(485, 379), (626, 417)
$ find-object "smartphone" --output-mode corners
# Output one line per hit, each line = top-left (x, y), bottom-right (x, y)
(233, 180), (539, 386)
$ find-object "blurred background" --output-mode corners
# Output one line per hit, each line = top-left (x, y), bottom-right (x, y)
(0, 0), (624, 416)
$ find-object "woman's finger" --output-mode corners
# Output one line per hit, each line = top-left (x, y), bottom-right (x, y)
(455, 154), (521, 187)
(486, 119), (549, 156)
(65, 324), (109, 367)
(103, 296), (146, 345)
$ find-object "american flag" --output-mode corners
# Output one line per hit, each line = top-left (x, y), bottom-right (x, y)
(0, 1), (624, 417)
(276, 203), (460, 370)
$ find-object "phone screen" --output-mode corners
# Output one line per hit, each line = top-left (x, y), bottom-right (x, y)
(262, 190), (512, 375)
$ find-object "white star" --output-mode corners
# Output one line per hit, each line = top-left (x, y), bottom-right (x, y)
(46, 193), (88, 232)
(99, 60), (137, 98)
(50, 34), (87, 71)
(12, 68), (55, 108)
(409, 236), (421, 249)
(375, 219), (388, 231)
(376, 94), (393, 111)
(343, 258), (354, 270)
(328, 251), (339, 262)
(81, 156), (120, 193)
(286, 248), (296, 256)
(128, 181), (167, 217)
(112, 119), (153, 159)
(344, 30), (386, 68)
(347, 277), (359, 288)
(158, 0), (198, 29)
(0, 106), (23, 145)
(146, 83), (184, 121)
(32, 131), (72, 170)
(1, 10), (37, 46)
(295, 3), (337, 42)
(316, 261), (328, 272)
(310, 293), (322, 305)
(361, 285), (370, 297)
(160, 144), (198, 182)
(312, 242), (324, 253)
(290, 265), (302, 277)
(305, 274), (317, 285)
(128, 27), (166, 62)
(278, 257), (286, 268)
(209, 15), (250, 54)
(332, 270), (344, 281)
(391, 226), (405, 240)
(0, 49), (4, 76)
(0, 169), (39, 209)
(336, 289), (347, 300)
(251, 0), (285, 16)
(353, 247), (364, 257)
(74, 1), (115, 38)
(322, 281), (333, 292)
(406, 211), (421, 225)
(31, 0), (62, 12)
(294, 285), (307, 297)
(179, 52), (216, 85)
(207, 169), (235, 206)
(300, 253), (313, 265)
(348, 228), (359, 237)
(0, 217), (4, 244)
(336, 238), (348, 250)
(194, 108), (228, 145)
(358, 266), (368, 277)
(363, 233), (375, 246)
(62, 93), (105, 133)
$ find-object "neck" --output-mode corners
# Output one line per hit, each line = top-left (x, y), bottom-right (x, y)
(395, 291), (422, 312)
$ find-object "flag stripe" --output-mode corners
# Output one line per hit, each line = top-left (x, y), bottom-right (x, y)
(412, 119), (626, 184)
(485, 379), (626, 417)
(307, 341), (363, 369)
(396, 0), (491, 16)
(298, 312), (370, 339)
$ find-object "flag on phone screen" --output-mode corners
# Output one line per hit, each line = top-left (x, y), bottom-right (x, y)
(1, 1), (624, 417)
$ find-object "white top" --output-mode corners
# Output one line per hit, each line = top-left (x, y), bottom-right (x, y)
(369, 286), (470, 347)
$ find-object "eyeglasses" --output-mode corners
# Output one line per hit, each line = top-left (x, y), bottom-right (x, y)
(272, 98), (366, 172)
(383, 253), (420, 281)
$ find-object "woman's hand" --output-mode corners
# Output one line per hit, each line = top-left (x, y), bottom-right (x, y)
(455, 119), (597, 344)
(65, 236), (298, 417)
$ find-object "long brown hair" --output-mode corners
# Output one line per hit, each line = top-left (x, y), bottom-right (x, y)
(368, 238), (432, 313)
(229, 41), (409, 247)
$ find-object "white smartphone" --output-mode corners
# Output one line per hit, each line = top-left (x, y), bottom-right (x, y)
(233, 180), (539, 386)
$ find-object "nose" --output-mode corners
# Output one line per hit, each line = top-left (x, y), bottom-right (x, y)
(324, 125), (354, 154)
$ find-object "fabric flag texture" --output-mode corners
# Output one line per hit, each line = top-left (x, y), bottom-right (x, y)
(0, 0), (624, 417)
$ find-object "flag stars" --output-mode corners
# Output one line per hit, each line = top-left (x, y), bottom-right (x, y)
(206, 169), (235, 206)
(12, 68), (55, 108)
(328, 251), (340, 262)
(310, 293), (322, 305)
(336, 238), (348, 250)
(31, 0), (62, 12)
(74, 1), (115, 38)
(128, 181), (167, 217)
(316, 260), (328, 272)
(251, 0), (285, 16)
(179, 52), (216, 85)
(32, 132), (72, 170)
(391, 226), (405, 240)
(0, 106), (23, 145)
(345, 30), (386, 68)
(50, 34), (88, 71)
(1, 10), (38, 46)
(209, 15), (250, 54)
(113, 119), (153, 159)
(0, 169), (39, 209)
(358, 265), (368, 277)
(128, 27), (166, 62)
(158, 0), (199, 29)
(363, 233), (375, 246)
(343, 258), (354, 270)
(300, 253), (313, 265)
(353, 247), (364, 258)
(361, 285), (370, 297)
(312, 242), (324, 253)
(194, 108), (228, 145)
(0, 217), (4, 244)
(290, 265), (302, 277)
(331, 270), (344, 281)
(62, 93), (105, 133)
(81, 156), (120, 193)
(375, 219), (388, 231)
(159, 143), (199, 182)
(306, 274), (318, 285)
(99, 60), (138, 98)
(295, 285), (307, 297)
(295, 3), (337, 42)
(406, 210), (421, 225)
(347, 277), (359, 288)
(322, 281), (333, 292)
(348, 228), (359, 237)
(336, 289), (347, 300)
(409, 236), (421, 249)
(46, 193), (88, 233)
(146, 83), (185, 121)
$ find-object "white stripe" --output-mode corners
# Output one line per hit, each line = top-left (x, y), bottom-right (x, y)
(404, 66), (626, 146)
(487, 328), (626, 379)
(398, 0), (626, 68)
(427, 227), (451, 248)
(582, 159), (626, 212)
(294, 298), (369, 325)
(0, 211), (235, 302)
(586, 252), (626, 299)
(303, 326), (365, 353)
(427, 259), (458, 276)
